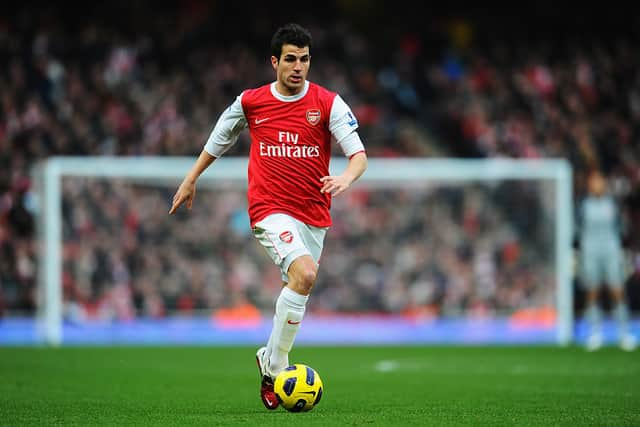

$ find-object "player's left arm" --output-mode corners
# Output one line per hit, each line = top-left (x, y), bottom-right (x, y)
(321, 95), (368, 196)
(320, 151), (367, 196)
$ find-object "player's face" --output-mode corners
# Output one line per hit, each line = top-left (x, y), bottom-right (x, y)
(589, 173), (606, 196)
(272, 44), (310, 96)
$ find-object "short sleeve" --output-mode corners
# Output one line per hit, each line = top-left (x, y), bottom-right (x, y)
(203, 94), (248, 157)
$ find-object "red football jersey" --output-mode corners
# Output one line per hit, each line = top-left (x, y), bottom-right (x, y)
(243, 83), (335, 227)
(204, 81), (364, 227)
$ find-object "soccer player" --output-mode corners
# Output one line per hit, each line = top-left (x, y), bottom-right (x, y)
(578, 171), (636, 351)
(169, 23), (367, 408)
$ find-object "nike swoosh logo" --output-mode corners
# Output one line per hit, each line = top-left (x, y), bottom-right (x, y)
(300, 391), (316, 396)
(255, 117), (270, 124)
(287, 320), (300, 325)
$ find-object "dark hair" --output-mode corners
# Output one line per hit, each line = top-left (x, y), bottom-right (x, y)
(270, 23), (312, 59)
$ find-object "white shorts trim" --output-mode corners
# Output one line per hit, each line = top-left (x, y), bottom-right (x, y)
(252, 213), (328, 282)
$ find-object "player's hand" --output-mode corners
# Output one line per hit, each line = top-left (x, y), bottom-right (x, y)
(320, 175), (352, 197)
(169, 180), (196, 214)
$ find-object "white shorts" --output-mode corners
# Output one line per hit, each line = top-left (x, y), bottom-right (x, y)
(580, 248), (625, 289)
(252, 213), (328, 282)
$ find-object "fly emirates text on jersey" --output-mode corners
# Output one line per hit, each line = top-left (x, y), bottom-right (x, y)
(259, 131), (321, 158)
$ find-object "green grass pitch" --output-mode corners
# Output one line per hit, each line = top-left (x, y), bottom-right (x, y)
(1, 346), (638, 426)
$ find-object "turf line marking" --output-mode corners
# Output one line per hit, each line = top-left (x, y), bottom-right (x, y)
(374, 360), (399, 372)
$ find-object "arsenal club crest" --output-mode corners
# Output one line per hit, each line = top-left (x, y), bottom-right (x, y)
(306, 109), (321, 126)
(279, 231), (294, 243)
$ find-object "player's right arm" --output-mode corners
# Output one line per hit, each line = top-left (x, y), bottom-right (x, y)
(169, 95), (248, 214)
(169, 150), (216, 214)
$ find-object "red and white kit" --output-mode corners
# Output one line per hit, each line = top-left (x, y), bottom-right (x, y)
(204, 80), (365, 228)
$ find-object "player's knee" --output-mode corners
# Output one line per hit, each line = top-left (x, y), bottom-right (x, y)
(287, 256), (318, 294)
(291, 266), (317, 295)
(300, 268), (317, 292)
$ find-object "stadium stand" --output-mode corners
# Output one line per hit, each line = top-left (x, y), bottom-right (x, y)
(1, 2), (638, 320)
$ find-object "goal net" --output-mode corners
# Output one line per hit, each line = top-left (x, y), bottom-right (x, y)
(33, 157), (573, 345)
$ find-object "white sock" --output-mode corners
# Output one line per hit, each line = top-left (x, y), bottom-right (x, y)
(586, 304), (602, 335)
(266, 287), (308, 376)
(613, 302), (630, 337)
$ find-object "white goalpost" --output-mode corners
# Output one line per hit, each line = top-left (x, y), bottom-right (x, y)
(33, 157), (573, 346)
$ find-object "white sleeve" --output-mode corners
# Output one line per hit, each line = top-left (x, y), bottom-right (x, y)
(329, 95), (365, 157)
(203, 94), (248, 157)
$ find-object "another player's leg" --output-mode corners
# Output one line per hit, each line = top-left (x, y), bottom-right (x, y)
(605, 252), (636, 351)
(581, 253), (603, 351)
(584, 288), (603, 351)
(611, 287), (636, 351)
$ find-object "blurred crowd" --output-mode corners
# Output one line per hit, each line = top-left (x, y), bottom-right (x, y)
(0, 3), (638, 318)
(57, 180), (554, 321)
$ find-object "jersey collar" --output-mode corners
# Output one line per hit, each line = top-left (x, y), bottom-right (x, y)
(270, 81), (309, 102)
